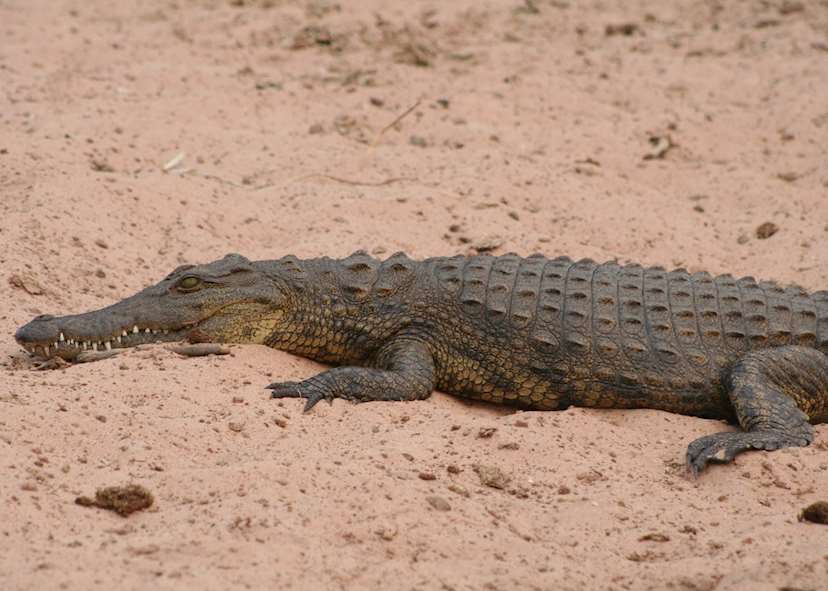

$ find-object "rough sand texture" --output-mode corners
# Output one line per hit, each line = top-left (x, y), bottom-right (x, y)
(2, 1), (828, 589)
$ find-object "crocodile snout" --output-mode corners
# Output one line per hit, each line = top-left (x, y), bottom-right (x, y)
(15, 315), (59, 344)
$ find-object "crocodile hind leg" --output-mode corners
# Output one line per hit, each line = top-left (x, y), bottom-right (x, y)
(266, 338), (435, 412)
(687, 346), (828, 475)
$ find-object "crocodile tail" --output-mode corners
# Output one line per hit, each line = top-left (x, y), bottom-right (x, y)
(815, 290), (828, 355)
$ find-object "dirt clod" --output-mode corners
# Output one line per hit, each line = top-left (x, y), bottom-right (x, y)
(474, 464), (511, 490)
(605, 23), (639, 36)
(291, 25), (334, 50)
(75, 485), (154, 517)
(426, 495), (451, 511)
(8, 274), (44, 296)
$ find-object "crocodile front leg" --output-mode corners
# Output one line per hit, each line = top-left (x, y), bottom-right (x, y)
(266, 337), (435, 412)
(687, 346), (827, 475)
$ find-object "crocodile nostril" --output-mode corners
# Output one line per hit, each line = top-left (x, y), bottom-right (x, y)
(33, 314), (56, 322)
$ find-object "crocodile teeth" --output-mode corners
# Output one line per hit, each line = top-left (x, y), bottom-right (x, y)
(92, 342), (98, 351)
(133, 326), (139, 334)
(43, 345), (50, 356)
(122, 330), (128, 337)
(116, 336), (122, 344)
(145, 328), (151, 334)
(162, 329), (169, 334)
(105, 341), (112, 351)
(59, 332), (65, 342)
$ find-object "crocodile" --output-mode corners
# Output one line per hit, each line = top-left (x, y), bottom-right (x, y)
(14, 251), (828, 474)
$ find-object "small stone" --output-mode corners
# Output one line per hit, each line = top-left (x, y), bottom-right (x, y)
(755, 222), (779, 240)
(471, 235), (504, 253)
(643, 135), (675, 160)
(94, 239), (109, 249)
(308, 123), (324, 134)
(474, 464), (511, 489)
(477, 427), (497, 439)
(779, 1), (804, 15)
(639, 533), (671, 542)
(90, 160), (115, 173)
(128, 544), (160, 556)
(375, 526), (397, 541)
(446, 464), (461, 474)
(605, 22), (639, 36)
(254, 81), (282, 91)
(228, 421), (244, 432)
(418, 472), (437, 481)
(409, 135), (428, 147)
(800, 501), (828, 524)
(426, 495), (451, 511)
(448, 484), (470, 497)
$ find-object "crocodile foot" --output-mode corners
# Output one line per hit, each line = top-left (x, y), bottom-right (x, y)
(686, 429), (813, 476)
(266, 380), (330, 412)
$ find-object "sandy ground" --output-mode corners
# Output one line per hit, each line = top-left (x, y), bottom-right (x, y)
(2, 0), (828, 589)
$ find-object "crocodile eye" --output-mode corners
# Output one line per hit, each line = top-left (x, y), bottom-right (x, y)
(177, 276), (202, 291)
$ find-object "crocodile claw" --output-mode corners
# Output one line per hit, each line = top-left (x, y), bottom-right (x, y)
(685, 429), (813, 476)
(266, 381), (328, 412)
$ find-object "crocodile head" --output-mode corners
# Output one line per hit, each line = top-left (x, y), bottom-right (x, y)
(14, 253), (288, 360)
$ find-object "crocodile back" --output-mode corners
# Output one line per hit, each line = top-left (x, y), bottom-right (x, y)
(430, 254), (827, 355)
(423, 254), (827, 410)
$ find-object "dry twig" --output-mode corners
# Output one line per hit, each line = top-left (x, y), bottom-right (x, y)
(370, 99), (422, 146)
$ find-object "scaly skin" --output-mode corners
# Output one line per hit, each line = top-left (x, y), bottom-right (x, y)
(15, 251), (828, 474)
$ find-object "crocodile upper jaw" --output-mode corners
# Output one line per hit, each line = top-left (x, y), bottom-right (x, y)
(14, 318), (194, 360)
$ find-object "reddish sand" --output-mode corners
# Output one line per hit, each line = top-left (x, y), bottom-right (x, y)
(2, 1), (827, 589)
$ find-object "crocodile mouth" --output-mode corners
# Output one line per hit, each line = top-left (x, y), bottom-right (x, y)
(16, 323), (193, 360)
